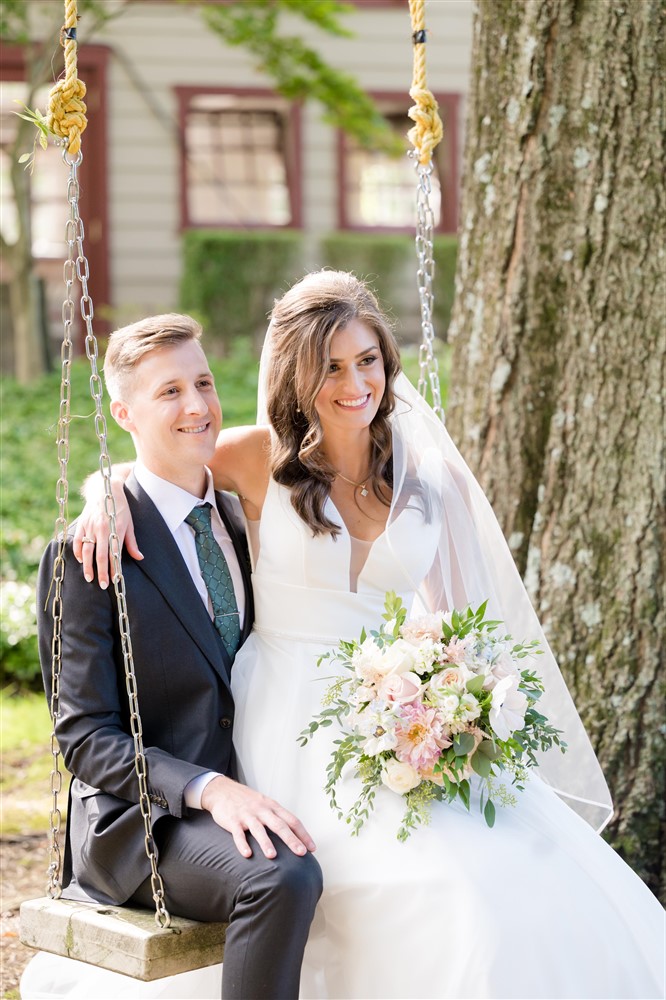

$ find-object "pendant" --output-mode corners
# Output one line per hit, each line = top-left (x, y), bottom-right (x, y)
(360, 486), (369, 497)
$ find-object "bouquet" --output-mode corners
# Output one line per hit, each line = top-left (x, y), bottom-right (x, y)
(299, 592), (565, 840)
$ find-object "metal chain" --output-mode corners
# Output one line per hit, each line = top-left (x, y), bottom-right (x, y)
(46, 145), (170, 928)
(413, 159), (444, 421)
(44, 150), (79, 898)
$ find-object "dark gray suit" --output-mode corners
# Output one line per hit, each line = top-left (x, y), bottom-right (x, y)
(37, 473), (322, 999)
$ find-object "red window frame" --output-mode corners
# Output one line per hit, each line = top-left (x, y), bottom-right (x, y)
(337, 91), (460, 235)
(175, 86), (303, 231)
(0, 42), (111, 340)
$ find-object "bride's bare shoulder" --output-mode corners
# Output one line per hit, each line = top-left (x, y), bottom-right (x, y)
(210, 426), (271, 507)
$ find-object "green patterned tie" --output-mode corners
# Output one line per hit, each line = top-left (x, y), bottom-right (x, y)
(185, 504), (241, 658)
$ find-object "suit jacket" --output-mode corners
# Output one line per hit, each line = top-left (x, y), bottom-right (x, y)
(36, 473), (254, 905)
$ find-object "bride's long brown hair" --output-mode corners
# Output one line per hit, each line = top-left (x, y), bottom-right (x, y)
(266, 271), (402, 537)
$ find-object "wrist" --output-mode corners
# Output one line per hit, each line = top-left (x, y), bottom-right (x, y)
(201, 773), (232, 812)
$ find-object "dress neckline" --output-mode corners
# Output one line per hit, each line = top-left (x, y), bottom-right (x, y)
(325, 495), (387, 548)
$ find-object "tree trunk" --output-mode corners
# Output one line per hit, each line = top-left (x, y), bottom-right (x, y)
(6, 142), (43, 383)
(447, 0), (664, 899)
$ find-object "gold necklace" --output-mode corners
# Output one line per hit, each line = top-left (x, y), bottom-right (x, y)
(336, 471), (371, 497)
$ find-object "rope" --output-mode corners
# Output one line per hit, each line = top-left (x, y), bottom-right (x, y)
(407, 0), (443, 166)
(46, 0), (87, 154)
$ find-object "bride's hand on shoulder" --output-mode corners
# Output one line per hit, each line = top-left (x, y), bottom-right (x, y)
(210, 425), (271, 522)
(73, 463), (141, 589)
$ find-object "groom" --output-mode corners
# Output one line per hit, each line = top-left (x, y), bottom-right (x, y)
(36, 314), (322, 999)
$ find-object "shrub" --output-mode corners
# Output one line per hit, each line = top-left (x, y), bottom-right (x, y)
(320, 232), (413, 318)
(320, 232), (457, 341)
(0, 579), (40, 687)
(180, 229), (304, 354)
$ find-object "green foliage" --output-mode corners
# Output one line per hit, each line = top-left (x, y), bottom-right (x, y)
(321, 233), (458, 339)
(181, 229), (304, 354)
(432, 235), (458, 337)
(0, 346), (260, 689)
(200, 0), (401, 155)
(321, 232), (413, 320)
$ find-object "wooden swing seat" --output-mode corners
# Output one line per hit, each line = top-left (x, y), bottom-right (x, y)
(20, 896), (227, 982)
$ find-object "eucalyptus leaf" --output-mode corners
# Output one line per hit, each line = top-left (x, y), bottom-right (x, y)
(471, 751), (492, 778)
(478, 740), (502, 760)
(453, 732), (476, 756)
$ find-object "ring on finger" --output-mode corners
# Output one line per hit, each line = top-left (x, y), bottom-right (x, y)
(81, 536), (95, 544)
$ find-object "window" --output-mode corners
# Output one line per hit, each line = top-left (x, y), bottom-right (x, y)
(177, 89), (301, 229)
(339, 95), (459, 233)
(0, 81), (68, 259)
(0, 43), (110, 361)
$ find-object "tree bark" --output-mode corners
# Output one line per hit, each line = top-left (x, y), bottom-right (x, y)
(447, 0), (664, 899)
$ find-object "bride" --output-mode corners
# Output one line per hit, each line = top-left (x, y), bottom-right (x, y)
(28, 271), (664, 999)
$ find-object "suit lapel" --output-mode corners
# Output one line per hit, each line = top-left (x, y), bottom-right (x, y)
(124, 475), (233, 690)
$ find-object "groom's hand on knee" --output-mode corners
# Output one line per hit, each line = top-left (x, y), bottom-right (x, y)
(201, 775), (317, 860)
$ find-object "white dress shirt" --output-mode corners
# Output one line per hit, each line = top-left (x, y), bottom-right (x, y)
(134, 461), (244, 808)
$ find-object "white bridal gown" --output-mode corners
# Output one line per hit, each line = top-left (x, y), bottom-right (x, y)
(231, 477), (665, 1000)
(21, 477), (665, 1000)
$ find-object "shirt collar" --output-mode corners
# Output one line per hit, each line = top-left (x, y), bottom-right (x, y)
(134, 461), (218, 534)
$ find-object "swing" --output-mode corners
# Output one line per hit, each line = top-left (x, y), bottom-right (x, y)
(19, 0), (444, 982)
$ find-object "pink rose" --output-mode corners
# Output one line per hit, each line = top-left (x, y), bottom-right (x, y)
(378, 670), (422, 705)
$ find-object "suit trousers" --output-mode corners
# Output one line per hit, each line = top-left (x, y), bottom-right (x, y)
(128, 811), (323, 1000)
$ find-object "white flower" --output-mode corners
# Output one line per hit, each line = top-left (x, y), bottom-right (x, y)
(432, 693), (460, 725)
(381, 638), (421, 676)
(352, 637), (389, 684)
(354, 684), (377, 706)
(410, 637), (444, 675)
(381, 759), (421, 795)
(489, 674), (528, 741)
(352, 700), (398, 755)
(484, 647), (520, 690)
(459, 692), (482, 723)
(430, 665), (472, 692)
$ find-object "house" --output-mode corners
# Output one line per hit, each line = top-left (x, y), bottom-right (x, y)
(0, 0), (473, 366)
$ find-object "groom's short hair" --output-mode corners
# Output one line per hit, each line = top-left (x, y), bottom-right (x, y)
(104, 313), (203, 401)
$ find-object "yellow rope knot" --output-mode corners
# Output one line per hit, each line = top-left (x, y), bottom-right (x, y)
(47, 75), (87, 155)
(407, 0), (443, 166)
(46, 0), (87, 155)
(408, 85), (443, 166)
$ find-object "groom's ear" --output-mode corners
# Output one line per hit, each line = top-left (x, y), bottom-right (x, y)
(111, 398), (135, 433)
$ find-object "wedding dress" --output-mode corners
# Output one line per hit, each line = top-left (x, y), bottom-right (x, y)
(229, 473), (665, 1000)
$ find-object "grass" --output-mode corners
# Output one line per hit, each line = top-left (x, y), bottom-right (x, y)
(0, 689), (54, 836)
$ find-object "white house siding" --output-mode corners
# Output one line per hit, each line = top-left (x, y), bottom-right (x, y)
(43, 0), (474, 321)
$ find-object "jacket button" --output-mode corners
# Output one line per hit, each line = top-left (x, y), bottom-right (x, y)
(219, 717), (232, 729)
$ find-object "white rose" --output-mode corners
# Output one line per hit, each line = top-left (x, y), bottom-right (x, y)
(381, 638), (420, 676)
(381, 759), (422, 795)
